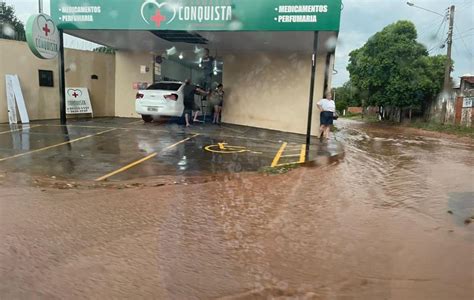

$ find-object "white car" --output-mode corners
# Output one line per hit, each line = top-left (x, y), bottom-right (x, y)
(135, 81), (185, 122)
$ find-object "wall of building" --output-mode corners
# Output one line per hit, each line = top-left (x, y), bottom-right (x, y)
(455, 96), (473, 127)
(0, 39), (115, 123)
(221, 51), (329, 135)
(114, 51), (153, 118)
(65, 48), (116, 117)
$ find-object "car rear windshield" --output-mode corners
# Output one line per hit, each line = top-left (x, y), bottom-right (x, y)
(147, 82), (182, 91)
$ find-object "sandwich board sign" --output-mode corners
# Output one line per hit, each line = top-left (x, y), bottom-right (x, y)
(25, 13), (60, 59)
(5, 75), (30, 124)
(65, 88), (93, 115)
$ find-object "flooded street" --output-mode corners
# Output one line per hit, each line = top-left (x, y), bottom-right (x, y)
(1, 119), (473, 299)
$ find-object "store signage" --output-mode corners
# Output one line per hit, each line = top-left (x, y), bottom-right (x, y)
(51, 0), (341, 31)
(66, 88), (93, 114)
(25, 14), (60, 59)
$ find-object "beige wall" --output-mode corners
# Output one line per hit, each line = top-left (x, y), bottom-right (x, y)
(0, 39), (115, 123)
(222, 51), (329, 135)
(65, 48), (116, 117)
(114, 51), (153, 118)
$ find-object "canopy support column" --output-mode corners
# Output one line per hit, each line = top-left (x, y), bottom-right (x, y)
(305, 31), (319, 161)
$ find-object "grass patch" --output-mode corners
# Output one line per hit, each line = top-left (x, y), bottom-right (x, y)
(408, 121), (474, 138)
(260, 163), (301, 175)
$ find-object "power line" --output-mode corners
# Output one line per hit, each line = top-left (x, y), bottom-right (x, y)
(454, 27), (474, 38)
(417, 15), (446, 39)
(454, 24), (473, 57)
(457, 1), (473, 11)
(434, 16), (447, 37)
(461, 28), (474, 34)
(453, 33), (474, 40)
(428, 17), (449, 54)
(427, 17), (448, 50)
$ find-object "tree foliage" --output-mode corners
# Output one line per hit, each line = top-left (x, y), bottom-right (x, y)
(0, 3), (26, 41)
(347, 20), (446, 111)
(334, 81), (363, 112)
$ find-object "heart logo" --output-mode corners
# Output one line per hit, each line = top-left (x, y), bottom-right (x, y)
(36, 14), (56, 37)
(141, 0), (177, 26)
(67, 89), (83, 98)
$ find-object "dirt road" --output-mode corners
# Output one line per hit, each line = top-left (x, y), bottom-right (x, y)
(1, 119), (473, 299)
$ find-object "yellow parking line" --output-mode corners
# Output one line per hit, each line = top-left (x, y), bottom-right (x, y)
(95, 152), (158, 182)
(299, 144), (306, 163)
(0, 125), (42, 135)
(0, 128), (116, 162)
(95, 134), (199, 181)
(271, 142), (287, 167)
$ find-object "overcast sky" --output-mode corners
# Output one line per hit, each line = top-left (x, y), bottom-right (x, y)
(6, 0), (474, 87)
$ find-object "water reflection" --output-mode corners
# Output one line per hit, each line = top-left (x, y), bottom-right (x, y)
(10, 124), (31, 151)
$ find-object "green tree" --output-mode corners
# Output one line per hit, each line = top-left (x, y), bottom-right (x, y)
(334, 81), (362, 112)
(347, 20), (446, 121)
(418, 55), (446, 116)
(0, 2), (26, 41)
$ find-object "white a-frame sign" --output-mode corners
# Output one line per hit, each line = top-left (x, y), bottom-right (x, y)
(5, 75), (30, 124)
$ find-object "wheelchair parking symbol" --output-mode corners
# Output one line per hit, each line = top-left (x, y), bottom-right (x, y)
(204, 143), (262, 154)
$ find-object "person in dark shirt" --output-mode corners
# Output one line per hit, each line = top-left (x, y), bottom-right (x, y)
(200, 48), (214, 92)
(183, 79), (207, 127)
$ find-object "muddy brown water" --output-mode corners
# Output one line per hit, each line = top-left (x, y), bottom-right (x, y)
(0, 119), (473, 299)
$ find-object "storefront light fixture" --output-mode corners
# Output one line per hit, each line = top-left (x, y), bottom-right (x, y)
(166, 46), (177, 56)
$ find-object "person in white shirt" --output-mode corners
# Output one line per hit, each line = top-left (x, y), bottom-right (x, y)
(316, 93), (336, 140)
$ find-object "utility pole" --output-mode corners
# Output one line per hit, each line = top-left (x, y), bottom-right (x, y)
(38, 0), (43, 13)
(443, 5), (455, 91)
(440, 5), (454, 124)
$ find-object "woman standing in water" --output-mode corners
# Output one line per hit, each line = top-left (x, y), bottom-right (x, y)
(211, 84), (225, 124)
(316, 92), (336, 140)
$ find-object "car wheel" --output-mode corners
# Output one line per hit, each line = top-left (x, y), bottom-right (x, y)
(141, 115), (153, 123)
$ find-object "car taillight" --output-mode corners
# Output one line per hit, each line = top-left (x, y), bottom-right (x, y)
(136, 92), (144, 99)
(164, 93), (178, 101)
